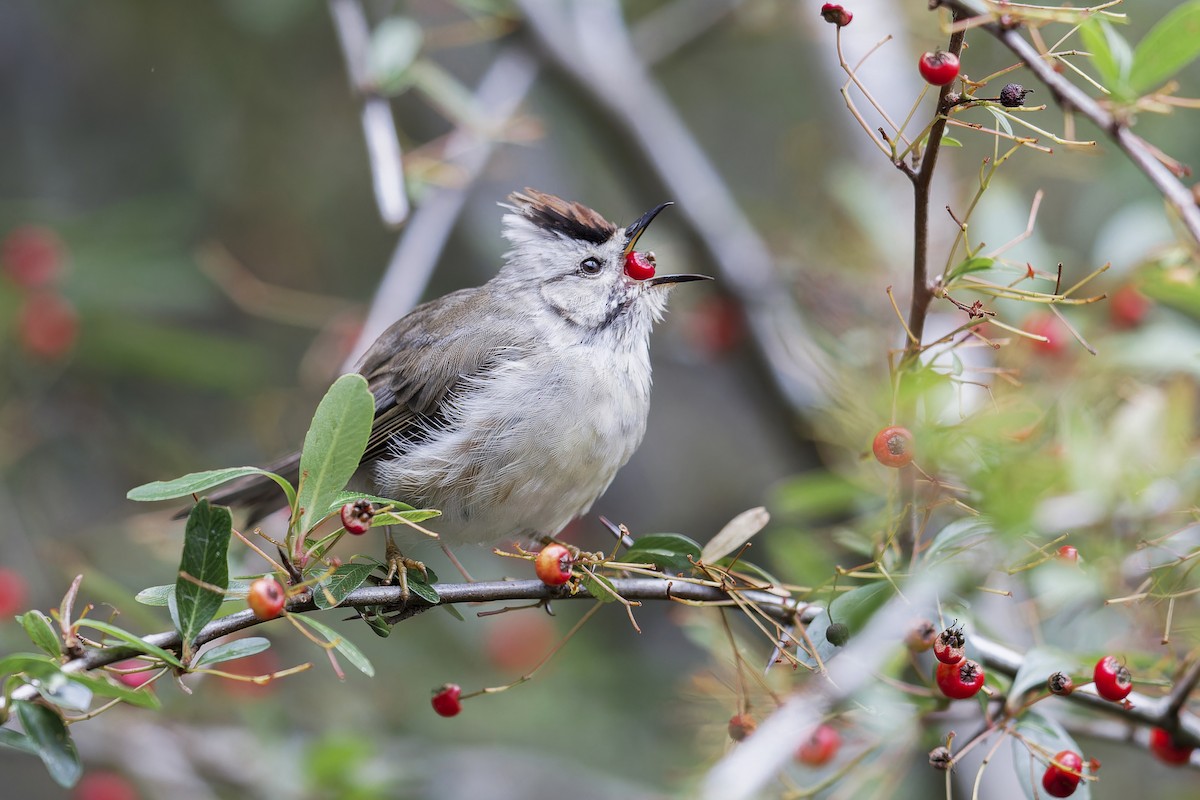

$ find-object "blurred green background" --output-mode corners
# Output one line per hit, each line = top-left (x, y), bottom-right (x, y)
(3, 1), (1199, 798)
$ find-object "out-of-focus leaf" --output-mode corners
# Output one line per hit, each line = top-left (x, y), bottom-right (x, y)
(32, 671), (93, 713)
(128, 466), (295, 508)
(369, 16), (424, 94)
(1079, 18), (1133, 99)
(314, 564), (376, 610)
(771, 471), (870, 522)
(922, 517), (991, 566)
(175, 499), (231, 648)
(1005, 647), (1077, 714)
(623, 533), (702, 573)
(294, 615), (375, 678)
(296, 374), (374, 535)
(1128, 1), (1200, 94)
(19, 611), (61, 657)
(800, 581), (895, 668)
(1012, 709), (1091, 800)
(701, 507), (769, 563)
(408, 60), (486, 131)
(0, 728), (37, 755)
(14, 700), (82, 788)
(194, 637), (271, 669)
(947, 256), (995, 283)
(67, 672), (160, 710)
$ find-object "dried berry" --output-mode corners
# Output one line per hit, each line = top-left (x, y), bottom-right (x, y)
(999, 83), (1033, 107)
(819, 3), (853, 27)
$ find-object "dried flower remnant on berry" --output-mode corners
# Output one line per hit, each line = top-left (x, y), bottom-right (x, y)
(819, 3), (853, 27)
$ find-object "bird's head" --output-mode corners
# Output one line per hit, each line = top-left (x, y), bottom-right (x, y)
(495, 188), (710, 339)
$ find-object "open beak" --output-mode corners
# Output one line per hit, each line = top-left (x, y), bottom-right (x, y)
(623, 201), (673, 254)
(646, 273), (713, 287)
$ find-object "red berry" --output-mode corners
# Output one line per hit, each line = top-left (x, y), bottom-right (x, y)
(16, 291), (79, 360)
(1092, 655), (1132, 702)
(935, 658), (985, 699)
(1109, 284), (1150, 329)
(534, 543), (573, 586)
(872, 426), (914, 468)
(246, 577), (286, 620)
(624, 250), (656, 281)
(1148, 727), (1194, 766)
(905, 618), (937, 652)
(1047, 671), (1075, 696)
(1056, 545), (1078, 563)
(0, 567), (29, 617)
(340, 500), (375, 535)
(73, 770), (140, 800)
(1024, 312), (1068, 356)
(1041, 750), (1083, 798)
(796, 723), (841, 766)
(112, 659), (155, 689)
(431, 683), (463, 717)
(728, 712), (757, 742)
(819, 3), (853, 27)
(2, 225), (64, 289)
(933, 623), (965, 665)
(918, 51), (960, 86)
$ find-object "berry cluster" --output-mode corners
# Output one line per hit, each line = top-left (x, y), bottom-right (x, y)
(2, 225), (78, 360)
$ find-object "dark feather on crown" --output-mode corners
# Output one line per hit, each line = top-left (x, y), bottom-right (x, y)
(506, 188), (617, 245)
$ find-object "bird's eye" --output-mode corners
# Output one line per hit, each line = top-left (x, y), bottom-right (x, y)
(579, 256), (603, 276)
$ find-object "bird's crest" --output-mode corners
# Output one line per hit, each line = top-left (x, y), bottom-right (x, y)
(504, 188), (617, 245)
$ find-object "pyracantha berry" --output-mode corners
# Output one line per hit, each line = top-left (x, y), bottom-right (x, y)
(796, 724), (841, 766)
(999, 83), (1033, 107)
(246, 577), (286, 620)
(2, 225), (63, 289)
(906, 618), (937, 652)
(1056, 545), (1078, 563)
(534, 543), (574, 586)
(1041, 750), (1083, 798)
(918, 51), (960, 86)
(340, 500), (375, 535)
(928, 746), (953, 770)
(1110, 284), (1150, 329)
(727, 713), (757, 742)
(0, 567), (29, 617)
(17, 291), (78, 360)
(819, 3), (853, 27)
(872, 425), (914, 468)
(1047, 671), (1075, 696)
(936, 659), (985, 700)
(1024, 312), (1068, 355)
(933, 623), (966, 665)
(825, 622), (850, 647)
(624, 250), (656, 281)
(431, 683), (463, 717)
(1148, 727), (1194, 766)
(1092, 655), (1132, 702)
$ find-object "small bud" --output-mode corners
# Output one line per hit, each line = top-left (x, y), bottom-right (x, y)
(819, 3), (853, 27)
(999, 83), (1033, 107)
(1048, 671), (1075, 696)
(905, 618), (937, 652)
(929, 746), (953, 770)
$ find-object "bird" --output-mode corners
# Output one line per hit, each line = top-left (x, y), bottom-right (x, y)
(207, 188), (710, 591)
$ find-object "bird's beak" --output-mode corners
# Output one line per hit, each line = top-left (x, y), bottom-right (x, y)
(623, 201), (673, 255)
(646, 273), (714, 287)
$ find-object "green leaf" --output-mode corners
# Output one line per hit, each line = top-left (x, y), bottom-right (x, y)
(1005, 647), (1078, 714)
(0, 728), (37, 755)
(314, 564), (376, 610)
(136, 578), (255, 607)
(1080, 18), (1133, 98)
(127, 466), (295, 508)
(75, 619), (184, 668)
(947, 256), (995, 282)
(922, 517), (991, 566)
(194, 637), (271, 669)
(406, 570), (441, 605)
(369, 16), (425, 94)
(580, 571), (618, 603)
(15, 700), (82, 788)
(0, 653), (58, 677)
(293, 615), (375, 678)
(801, 581), (894, 668)
(296, 374), (375, 535)
(771, 471), (870, 522)
(175, 499), (232, 648)
(1012, 709), (1091, 800)
(1129, 1), (1200, 94)
(19, 611), (61, 657)
(940, 135), (963, 148)
(66, 672), (160, 710)
(325, 491), (416, 517)
(372, 508), (441, 527)
(32, 671), (93, 713)
(985, 106), (1014, 137)
(623, 533), (702, 573)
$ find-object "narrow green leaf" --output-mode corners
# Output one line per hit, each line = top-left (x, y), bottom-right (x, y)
(771, 471), (869, 522)
(14, 700), (82, 788)
(580, 571), (618, 603)
(326, 491), (417, 517)
(372, 508), (440, 527)
(296, 374), (375, 535)
(137, 578), (255, 607)
(175, 499), (232, 647)
(985, 106), (1014, 137)
(293, 615), (375, 677)
(1080, 18), (1133, 99)
(0, 728), (38, 755)
(314, 564), (376, 610)
(940, 135), (963, 148)
(1005, 647), (1077, 714)
(947, 256), (995, 282)
(75, 619), (184, 668)
(1012, 710), (1091, 800)
(922, 517), (991, 566)
(0, 653), (58, 677)
(19, 611), (61, 657)
(623, 533), (702, 573)
(1129, 1), (1200, 94)
(369, 16), (425, 94)
(67, 672), (160, 710)
(408, 60), (487, 131)
(127, 466), (295, 507)
(406, 574), (441, 605)
(194, 637), (271, 669)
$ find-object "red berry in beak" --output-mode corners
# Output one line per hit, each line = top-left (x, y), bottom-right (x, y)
(624, 250), (656, 281)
